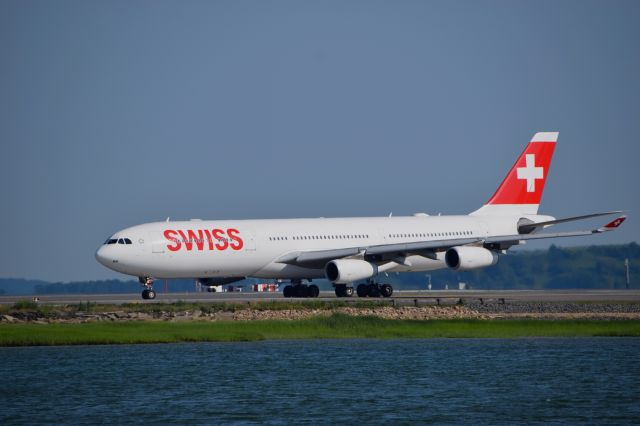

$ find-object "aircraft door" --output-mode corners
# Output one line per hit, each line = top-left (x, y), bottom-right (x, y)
(149, 232), (165, 254)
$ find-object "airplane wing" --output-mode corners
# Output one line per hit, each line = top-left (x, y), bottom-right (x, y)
(276, 216), (626, 268)
(276, 237), (482, 268)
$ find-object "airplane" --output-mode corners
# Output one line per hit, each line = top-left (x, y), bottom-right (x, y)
(96, 132), (626, 300)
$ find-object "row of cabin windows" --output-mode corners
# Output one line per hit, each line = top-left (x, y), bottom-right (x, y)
(269, 234), (370, 241)
(389, 230), (473, 238)
(105, 238), (132, 245)
(268, 231), (473, 242)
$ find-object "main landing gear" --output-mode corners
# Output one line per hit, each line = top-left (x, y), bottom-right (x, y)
(334, 284), (354, 298)
(139, 276), (156, 300)
(356, 282), (393, 298)
(283, 280), (320, 298)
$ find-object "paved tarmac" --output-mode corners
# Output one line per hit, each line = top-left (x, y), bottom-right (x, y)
(1, 289), (639, 305)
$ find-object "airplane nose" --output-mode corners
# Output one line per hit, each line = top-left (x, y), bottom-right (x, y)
(95, 246), (109, 267)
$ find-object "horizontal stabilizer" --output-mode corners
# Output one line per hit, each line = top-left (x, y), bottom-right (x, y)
(518, 211), (624, 234)
(487, 215), (627, 248)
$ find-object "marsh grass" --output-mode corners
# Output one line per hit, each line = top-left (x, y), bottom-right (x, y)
(1, 315), (639, 346)
(11, 300), (39, 310)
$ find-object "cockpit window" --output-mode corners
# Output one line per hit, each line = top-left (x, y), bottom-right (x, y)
(104, 237), (133, 245)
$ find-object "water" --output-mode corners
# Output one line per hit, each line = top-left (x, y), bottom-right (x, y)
(1, 338), (639, 425)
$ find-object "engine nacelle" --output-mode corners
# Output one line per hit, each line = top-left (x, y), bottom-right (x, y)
(325, 259), (378, 284)
(445, 246), (498, 271)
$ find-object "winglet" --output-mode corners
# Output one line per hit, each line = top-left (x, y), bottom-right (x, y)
(598, 215), (626, 232)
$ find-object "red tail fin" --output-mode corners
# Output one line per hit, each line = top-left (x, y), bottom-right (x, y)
(472, 132), (557, 215)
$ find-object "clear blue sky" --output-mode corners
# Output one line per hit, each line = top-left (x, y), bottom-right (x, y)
(1, 0), (638, 281)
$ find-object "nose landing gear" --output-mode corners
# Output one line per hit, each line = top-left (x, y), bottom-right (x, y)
(139, 277), (157, 300)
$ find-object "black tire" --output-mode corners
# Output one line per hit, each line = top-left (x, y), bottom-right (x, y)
(283, 285), (293, 298)
(334, 285), (346, 297)
(294, 286), (307, 297)
(357, 284), (368, 297)
(368, 284), (380, 297)
(141, 289), (149, 299)
(308, 285), (320, 298)
(380, 284), (393, 298)
(147, 290), (156, 300)
(345, 286), (354, 297)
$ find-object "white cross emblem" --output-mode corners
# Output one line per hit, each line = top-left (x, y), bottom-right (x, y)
(517, 154), (544, 192)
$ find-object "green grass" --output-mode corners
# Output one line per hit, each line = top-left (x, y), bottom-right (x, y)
(1, 315), (639, 346)
(11, 300), (40, 310)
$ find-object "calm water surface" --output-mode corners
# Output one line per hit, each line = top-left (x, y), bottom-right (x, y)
(1, 338), (639, 425)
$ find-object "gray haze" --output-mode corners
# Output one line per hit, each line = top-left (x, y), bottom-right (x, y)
(1, 0), (638, 281)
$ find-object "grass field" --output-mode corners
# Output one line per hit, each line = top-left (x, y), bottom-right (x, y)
(1, 315), (639, 346)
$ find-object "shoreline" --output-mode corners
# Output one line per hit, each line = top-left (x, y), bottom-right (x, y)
(2, 300), (640, 324)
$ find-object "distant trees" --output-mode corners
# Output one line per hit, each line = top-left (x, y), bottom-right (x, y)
(387, 243), (639, 290)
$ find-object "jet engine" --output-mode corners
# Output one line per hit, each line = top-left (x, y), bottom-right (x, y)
(445, 246), (498, 271)
(325, 259), (378, 284)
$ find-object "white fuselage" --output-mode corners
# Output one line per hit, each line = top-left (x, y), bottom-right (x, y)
(95, 213), (537, 280)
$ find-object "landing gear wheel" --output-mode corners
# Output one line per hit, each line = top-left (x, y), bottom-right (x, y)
(357, 284), (368, 297)
(283, 285), (293, 298)
(294, 285), (307, 298)
(335, 285), (354, 297)
(141, 289), (156, 300)
(380, 284), (393, 298)
(368, 284), (380, 298)
(308, 285), (320, 298)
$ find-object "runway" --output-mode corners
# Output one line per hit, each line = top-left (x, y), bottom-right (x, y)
(1, 289), (639, 305)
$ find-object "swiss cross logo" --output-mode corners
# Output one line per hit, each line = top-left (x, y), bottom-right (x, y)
(516, 154), (544, 193)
